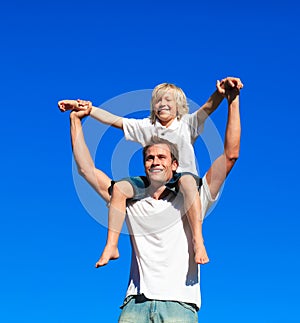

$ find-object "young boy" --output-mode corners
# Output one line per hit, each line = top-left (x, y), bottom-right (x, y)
(58, 77), (243, 266)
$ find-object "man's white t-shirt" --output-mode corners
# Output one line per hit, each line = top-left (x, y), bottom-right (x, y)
(123, 112), (204, 175)
(124, 175), (218, 310)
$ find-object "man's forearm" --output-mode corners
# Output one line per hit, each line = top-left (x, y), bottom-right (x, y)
(224, 96), (241, 162)
(70, 114), (111, 202)
(90, 107), (123, 129)
(70, 115), (95, 177)
(205, 94), (241, 199)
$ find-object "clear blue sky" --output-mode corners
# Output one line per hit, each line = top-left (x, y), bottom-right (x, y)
(1, 0), (299, 322)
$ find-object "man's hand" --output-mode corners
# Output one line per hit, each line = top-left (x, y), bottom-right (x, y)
(216, 77), (243, 102)
(69, 106), (92, 120)
(216, 77), (243, 94)
(58, 99), (92, 112)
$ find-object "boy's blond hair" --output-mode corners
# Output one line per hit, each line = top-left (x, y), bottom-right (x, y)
(150, 83), (189, 124)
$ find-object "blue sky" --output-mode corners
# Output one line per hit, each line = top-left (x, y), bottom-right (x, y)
(1, 0), (300, 322)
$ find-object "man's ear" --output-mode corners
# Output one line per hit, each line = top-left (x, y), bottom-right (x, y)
(171, 159), (178, 171)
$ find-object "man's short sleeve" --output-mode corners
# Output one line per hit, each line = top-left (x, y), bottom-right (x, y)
(200, 174), (220, 220)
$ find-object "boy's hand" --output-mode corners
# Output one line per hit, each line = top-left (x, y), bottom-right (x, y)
(216, 77), (243, 103)
(58, 99), (92, 112)
(216, 77), (243, 96)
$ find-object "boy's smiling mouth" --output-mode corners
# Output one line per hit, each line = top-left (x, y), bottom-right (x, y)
(158, 107), (170, 113)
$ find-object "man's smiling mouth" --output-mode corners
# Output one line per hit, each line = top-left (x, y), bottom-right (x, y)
(149, 168), (163, 173)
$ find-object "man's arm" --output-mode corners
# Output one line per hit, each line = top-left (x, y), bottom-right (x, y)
(70, 109), (112, 203)
(59, 99), (123, 130)
(205, 85), (241, 199)
(196, 77), (243, 125)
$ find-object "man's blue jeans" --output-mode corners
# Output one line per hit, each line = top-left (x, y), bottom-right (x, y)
(118, 295), (198, 323)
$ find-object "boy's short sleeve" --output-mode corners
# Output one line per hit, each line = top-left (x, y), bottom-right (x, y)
(123, 118), (152, 146)
(183, 111), (204, 140)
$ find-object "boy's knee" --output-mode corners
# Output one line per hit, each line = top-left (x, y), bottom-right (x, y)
(178, 175), (200, 198)
(179, 174), (198, 188)
(112, 181), (134, 199)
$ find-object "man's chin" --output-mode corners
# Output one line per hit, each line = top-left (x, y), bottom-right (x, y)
(148, 175), (164, 184)
(148, 174), (170, 186)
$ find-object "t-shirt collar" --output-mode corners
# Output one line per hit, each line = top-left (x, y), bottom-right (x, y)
(155, 117), (179, 129)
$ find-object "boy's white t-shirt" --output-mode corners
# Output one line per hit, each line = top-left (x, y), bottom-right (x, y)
(123, 111), (204, 175)
(124, 175), (218, 310)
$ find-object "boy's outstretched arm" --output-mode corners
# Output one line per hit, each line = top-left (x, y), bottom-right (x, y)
(59, 99), (124, 130)
(70, 108), (112, 203)
(90, 105), (123, 130)
(196, 76), (243, 124)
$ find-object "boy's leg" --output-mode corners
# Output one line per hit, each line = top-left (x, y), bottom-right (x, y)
(95, 180), (134, 267)
(178, 175), (209, 265)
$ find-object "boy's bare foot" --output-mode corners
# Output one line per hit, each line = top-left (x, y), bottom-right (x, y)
(194, 243), (209, 265)
(58, 99), (91, 112)
(95, 245), (120, 267)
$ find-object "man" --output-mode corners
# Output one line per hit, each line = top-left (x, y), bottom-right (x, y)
(69, 83), (241, 322)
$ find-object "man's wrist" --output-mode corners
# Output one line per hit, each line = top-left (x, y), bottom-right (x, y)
(227, 94), (239, 106)
(70, 112), (81, 122)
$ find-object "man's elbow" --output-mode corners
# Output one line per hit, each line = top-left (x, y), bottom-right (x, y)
(225, 144), (239, 161)
(226, 152), (239, 168)
(229, 151), (239, 161)
(225, 143), (240, 161)
(77, 165), (92, 179)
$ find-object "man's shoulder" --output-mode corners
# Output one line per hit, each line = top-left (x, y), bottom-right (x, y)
(165, 172), (202, 192)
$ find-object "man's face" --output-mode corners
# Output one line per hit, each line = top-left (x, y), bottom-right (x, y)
(153, 90), (177, 126)
(144, 144), (178, 185)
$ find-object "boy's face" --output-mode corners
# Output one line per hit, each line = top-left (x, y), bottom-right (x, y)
(153, 90), (177, 127)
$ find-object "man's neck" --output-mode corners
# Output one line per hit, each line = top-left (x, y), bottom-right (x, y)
(147, 184), (168, 200)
